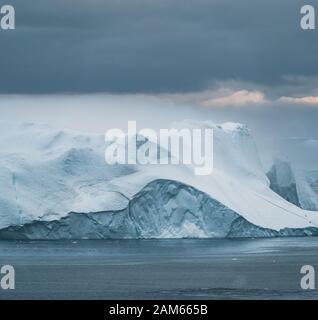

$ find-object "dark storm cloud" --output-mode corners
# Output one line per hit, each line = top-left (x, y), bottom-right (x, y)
(0, 0), (317, 93)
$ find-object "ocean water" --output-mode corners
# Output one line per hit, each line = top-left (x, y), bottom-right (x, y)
(0, 238), (318, 299)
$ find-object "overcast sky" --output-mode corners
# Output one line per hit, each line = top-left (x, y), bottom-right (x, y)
(0, 0), (317, 95)
(1, 0), (318, 168)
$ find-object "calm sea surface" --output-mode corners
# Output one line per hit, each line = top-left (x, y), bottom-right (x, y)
(0, 238), (318, 299)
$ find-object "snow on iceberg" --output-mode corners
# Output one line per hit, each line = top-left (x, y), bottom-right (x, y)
(0, 120), (318, 239)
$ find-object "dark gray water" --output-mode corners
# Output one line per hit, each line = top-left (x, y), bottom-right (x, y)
(0, 238), (318, 299)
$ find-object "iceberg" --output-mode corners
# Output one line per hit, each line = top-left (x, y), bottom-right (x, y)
(267, 159), (300, 207)
(0, 120), (318, 239)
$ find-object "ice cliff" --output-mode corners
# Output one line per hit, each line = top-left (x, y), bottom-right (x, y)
(267, 159), (300, 207)
(267, 160), (318, 211)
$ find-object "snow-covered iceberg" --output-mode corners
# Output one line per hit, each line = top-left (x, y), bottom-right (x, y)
(267, 159), (318, 212)
(267, 159), (300, 207)
(0, 120), (318, 239)
(270, 138), (318, 211)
